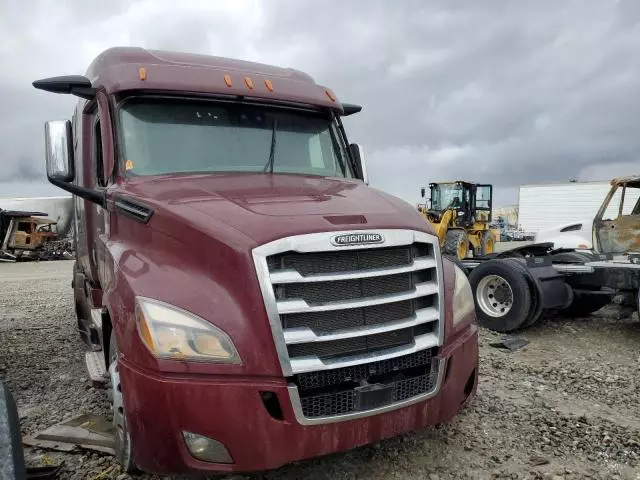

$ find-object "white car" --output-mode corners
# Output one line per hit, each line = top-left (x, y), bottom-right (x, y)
(534, 218), (593, 250)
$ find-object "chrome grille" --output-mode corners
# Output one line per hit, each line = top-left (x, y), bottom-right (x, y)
(252, 229), (444, 424)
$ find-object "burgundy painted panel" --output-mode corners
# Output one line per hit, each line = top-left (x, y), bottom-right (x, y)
(118, 324), (478, 474)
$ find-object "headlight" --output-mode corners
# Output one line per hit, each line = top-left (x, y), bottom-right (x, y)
(452, 265), (475, 325)
(136, 297), (241, 364)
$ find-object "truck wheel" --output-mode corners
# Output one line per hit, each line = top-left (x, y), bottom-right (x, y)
(481, 231), (496, 256)
(503, 258), (543, 327)
(444, 230), (469, 261)
(468, 259), (532, 332)
(108, 331), (137, 473)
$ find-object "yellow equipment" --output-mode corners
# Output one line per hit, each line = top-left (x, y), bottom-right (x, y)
(418, 181), (496, 261)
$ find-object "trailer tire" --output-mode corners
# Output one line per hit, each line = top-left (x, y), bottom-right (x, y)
(108, 331), (137, 474)
(468, 259), (532, 332)
(445, 229), (469, 261)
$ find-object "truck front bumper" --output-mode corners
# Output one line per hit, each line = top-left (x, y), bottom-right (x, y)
(119, 324), (478, 475)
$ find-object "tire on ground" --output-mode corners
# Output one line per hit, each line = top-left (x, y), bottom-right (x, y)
(444, 229), (469, 261)
(108, 331), (137, 473)
(468, 259), (532, 332)
(481, 230), (496, 256)
(503, 258), (543, 327)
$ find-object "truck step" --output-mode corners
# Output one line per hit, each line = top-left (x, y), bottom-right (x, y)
(85, 351), (108, 388)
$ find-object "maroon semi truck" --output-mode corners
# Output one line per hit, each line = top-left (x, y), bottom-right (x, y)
(32, 47), (479, 475)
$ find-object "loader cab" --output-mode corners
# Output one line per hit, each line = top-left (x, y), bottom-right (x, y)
(425, 181), (493, 228)
(594, 177), (640, 254)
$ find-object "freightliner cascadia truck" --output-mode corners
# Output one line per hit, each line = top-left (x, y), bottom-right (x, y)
(32, 47), (479, 475)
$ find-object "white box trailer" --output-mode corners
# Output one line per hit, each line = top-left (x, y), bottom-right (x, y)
(517, 181), (640, 234)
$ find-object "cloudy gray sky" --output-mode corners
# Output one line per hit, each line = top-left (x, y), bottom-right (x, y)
(1, 0), (639, 207)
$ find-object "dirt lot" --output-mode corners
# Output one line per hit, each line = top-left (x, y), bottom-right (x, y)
(1, 260), (640, 480)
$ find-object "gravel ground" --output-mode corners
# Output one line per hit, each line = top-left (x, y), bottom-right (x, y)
(1, 260), (640, 480)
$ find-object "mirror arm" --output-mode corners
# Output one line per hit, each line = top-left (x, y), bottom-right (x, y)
(49, 178), (106, 207)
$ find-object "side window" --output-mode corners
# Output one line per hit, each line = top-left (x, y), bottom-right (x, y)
(476, 186), (492, 209)
(94, 117), (105, 187)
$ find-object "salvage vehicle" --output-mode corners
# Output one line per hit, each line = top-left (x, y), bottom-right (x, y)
(0, 209), (59, 261)
(417, 181), (496, 261)
(534, 176), (640, 252)
(32, 47), (479, 475)
(430, 176), (640, 333)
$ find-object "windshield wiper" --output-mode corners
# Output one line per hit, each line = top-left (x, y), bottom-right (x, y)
(263, 119), (278, 173)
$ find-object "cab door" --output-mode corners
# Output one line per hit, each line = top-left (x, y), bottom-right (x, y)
(474, 184), (493, 224)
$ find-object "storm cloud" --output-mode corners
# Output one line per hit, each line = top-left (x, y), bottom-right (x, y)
(0, 0), (638, 206)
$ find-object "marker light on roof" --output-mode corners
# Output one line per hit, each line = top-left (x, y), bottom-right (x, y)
(325, 89), (336, 101)
(224, 74), (232, 87)
(244, 77), (254, 90)
(264, 79), (274, 92)
(139, 68), (147, 81)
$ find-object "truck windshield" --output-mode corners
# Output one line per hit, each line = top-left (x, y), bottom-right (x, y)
(118, 98), (353, 178)
(431, 184), (463, 211)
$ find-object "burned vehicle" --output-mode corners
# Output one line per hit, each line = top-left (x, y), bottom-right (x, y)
(0, 209), (59, 261)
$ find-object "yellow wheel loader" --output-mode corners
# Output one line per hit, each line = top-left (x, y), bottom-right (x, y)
(418, 181), (496, 261)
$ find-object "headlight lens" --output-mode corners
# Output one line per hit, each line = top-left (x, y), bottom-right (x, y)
(452, 265), (475, 325)
(136, 297), (241, 364)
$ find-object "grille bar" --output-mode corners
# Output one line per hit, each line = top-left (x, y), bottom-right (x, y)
(294, 348), (434, 391)
(277, 281), (438, 315)
(270, 257), (437, 284)
(283, 306), (438, 344)
(289, 332), (439, 374)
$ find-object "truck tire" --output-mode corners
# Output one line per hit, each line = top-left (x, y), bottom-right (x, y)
(444, 230), (469, 261)
(481, 231), (496, 256)
(108, 331), (137, 473)
(503, 258), (543, 327)
(0, 381), (27, 480)
(468, 259), (532, 332)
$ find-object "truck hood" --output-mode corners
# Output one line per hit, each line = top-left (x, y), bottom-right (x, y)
(116, 173), (433, 247)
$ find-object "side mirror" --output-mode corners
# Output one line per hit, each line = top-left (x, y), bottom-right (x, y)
(420, 187), (426, 198)
(45, 120), (74, 182)
(349, 143), (368, 185)
(43, 120), (105, 206)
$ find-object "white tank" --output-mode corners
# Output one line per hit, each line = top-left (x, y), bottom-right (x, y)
(0, 196), (74, 237)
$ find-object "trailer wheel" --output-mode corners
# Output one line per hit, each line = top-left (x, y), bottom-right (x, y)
(503, 258), (543, 327)
(481, 231), (496, 256)
(108, 331), (137, 473)
(468, 259), (532, 332)
(445, 229), (469, 261)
